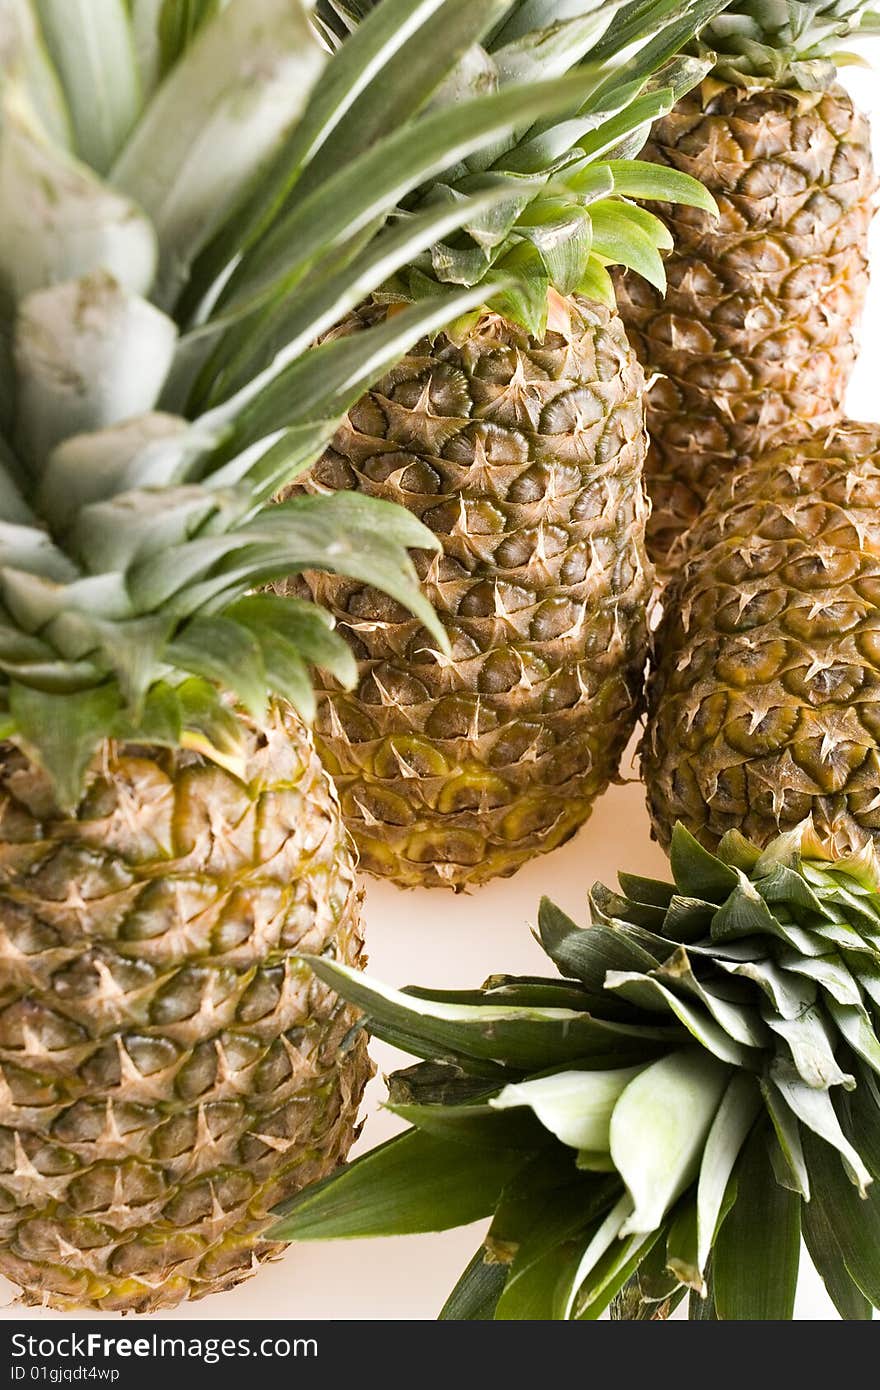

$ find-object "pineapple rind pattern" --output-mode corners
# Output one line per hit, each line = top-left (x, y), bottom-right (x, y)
(644, 423), (880, 854)
(0, 708), (370, 1312)
(616, 85), (875, 565)
(285, 298), (652, 889)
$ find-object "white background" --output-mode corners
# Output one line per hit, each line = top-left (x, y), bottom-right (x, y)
(4, 58), (880, 1324)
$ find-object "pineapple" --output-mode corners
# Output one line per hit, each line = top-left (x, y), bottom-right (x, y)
(292, 294), (651, 889)
(273, 822), (880, 1321)
(0, 710), (372, 1312)
(614, 1), (879, 568)
(281, 0), (726, 890)
(643, 422), (880, 856)
(0, 0), (587, 1311)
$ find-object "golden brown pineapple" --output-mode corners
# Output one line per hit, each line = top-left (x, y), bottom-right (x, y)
(643, 422), (880, 853)
(0, 711), (369, 1312)
(288, 298), (651, 888)
(615, 3), (877, 567)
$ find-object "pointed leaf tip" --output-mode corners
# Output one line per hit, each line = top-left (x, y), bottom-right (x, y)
(670, 822), (739, 902)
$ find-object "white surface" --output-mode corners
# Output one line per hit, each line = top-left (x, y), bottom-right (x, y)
(5, 60), (880, 1325)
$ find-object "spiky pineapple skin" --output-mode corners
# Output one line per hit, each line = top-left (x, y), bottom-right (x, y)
(615, 84), (875, 568)
(280, 296), (652, 890)
(643, 422), (880, 853)
(0, 706), (370, 1312)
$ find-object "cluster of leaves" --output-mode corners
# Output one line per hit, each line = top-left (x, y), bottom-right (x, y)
(690, 0), (880, 89)
(273, 822), (880, 1320)
(0, 0), (625, 805)
(316, 0), (724, 335)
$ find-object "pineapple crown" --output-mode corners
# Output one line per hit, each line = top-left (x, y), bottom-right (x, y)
(690, 1), (880, 90)
(315, 0), (725, 334)
(275, 821), (880, 1321)
(0, 0), (610, 808)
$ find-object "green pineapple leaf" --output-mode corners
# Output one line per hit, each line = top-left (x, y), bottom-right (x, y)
(439, 1249), (508, 1321)
(303, 952), (679, 1070)
(34, 0), (140, 174)
(571, 1227), (661, 1320)
(489, 242), (551, 336)
(9, 681), (121, 812)
(494, 1236), (588, 1320)
(801, 1191), (874, 1320)
(389, 1100), (552, 1149)
(576, 259), (615, 305)
(225, 596), (358, 690)
(610, 1050), (731, 1236)
(157, 0), (221, 76)
(604, 972), (758, 1065)
(491, 1065), (647, 1153)
(801, 1126), (880, 1306)
(696, 1072), (763, 1273)
(166, 616), (268, 723)
(488, 1145), (616, 1263)
(713, 1123), (802, 1320)
(1, 0), (73, 149)
(671, 823), (741, 900)
(605, 159), (719, 215)
(270, 1127), (530, 1240)
(761, 1077), (811, 1198)
(847, 1066), (880, 1179)
(665, 1197), (700, 1289)
(515, 198), (593, 295)
(388, 1061), (497, 1108)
